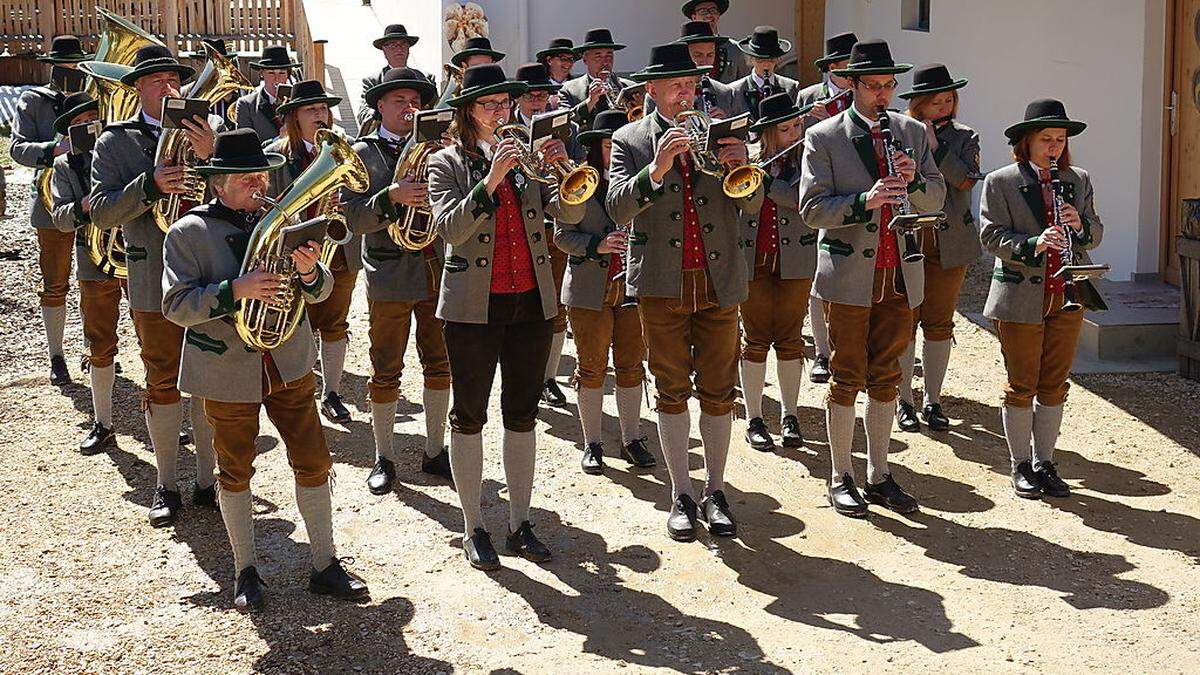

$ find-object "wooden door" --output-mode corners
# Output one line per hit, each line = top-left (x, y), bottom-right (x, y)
(1164, 0), (1200, 286)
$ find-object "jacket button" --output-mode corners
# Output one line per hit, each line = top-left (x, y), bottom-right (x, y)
(708, 251), (719, 260)
(702, 223), (714, 233)
(478, 233), (491, 243)
(1031, 276), (1043, 284)
(669, 183), (681, 192)
(671, 212), (682, 221)
(865, 223), (878, 232)
(863, 248), (875, 258)
(476, 258), (489, 267)
(531, 231), (542, 242)
(697, 196), (708, 206)
(779, 217), (789, 225)
(526, 209), (537, 219)
(599, 259), (609, 268)
(781, 237), (790, 245)
(670, 238), (682, 248)
(748, 219), (757, 228)
(537, 255), (546, 264)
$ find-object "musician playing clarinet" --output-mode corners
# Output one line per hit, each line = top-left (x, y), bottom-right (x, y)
(799, 40), (945, 518)
(981, 99), (1103, 501)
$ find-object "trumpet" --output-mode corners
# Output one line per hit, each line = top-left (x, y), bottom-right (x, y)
(876, 107), (945, 263)
(669, 101), (762, 199)
(599, 70), (643, 122)
(493, 123), (599, 206)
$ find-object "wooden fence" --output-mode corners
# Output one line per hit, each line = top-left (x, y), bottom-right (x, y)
(0, 0), (323, 84)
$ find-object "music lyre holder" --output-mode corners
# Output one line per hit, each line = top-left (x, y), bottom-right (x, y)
(1053, 263), (1109, 282)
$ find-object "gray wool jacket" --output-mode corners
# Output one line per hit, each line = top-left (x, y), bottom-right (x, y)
(233, 84), (281, 144)
(739, 161), (817, 280)
(555, 190), (623, 311)
(727, 72), (802, 122)
(161, 203), (333, 402)
(49, 152), (109, 282)
(799, 108), (946, 308)
(10, 85), (62, 229)
(558, 72), (636, 131)
(928, 120), (983, 269)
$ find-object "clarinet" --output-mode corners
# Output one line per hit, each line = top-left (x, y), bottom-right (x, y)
(1048, 158), (1081, 312)
(876, 108), (924, 263)
(613, 222), (638, 308)
(698, 75), (717, 115)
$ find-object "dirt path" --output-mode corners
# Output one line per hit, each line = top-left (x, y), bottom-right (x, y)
(0, 156), (1198, 673)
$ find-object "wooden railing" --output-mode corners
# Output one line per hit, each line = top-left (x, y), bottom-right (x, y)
(0, 0), (323, 85)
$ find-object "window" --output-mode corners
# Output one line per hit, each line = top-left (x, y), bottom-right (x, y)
(902, 0), (931, 32)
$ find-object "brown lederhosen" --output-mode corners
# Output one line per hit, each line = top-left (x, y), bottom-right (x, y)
(305, 246), (357, 342)
(638, 268), (739, 416)
(36, 227), (75, 308)
(80, 279), (126, 368)
(568, 278), (645, 389)
(131, 310), (184, 406)
(548, 233), (569, 334)
(912, 232), (967, 342)
(825, 266), (914, 406)
(994, 292), (1084, 408)
(740, 251), (812, 364)
(205, 367), (331, 493)
(367, 253), (451, 403)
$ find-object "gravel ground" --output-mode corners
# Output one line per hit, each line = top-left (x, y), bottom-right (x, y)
(1, 141), (1198, 673)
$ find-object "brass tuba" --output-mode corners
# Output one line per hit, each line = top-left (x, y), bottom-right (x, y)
(187, 41), (253, 126)
(234, 127), (369, 350)
(493, 123), (599, 206)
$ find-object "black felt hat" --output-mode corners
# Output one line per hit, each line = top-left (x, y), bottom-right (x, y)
(737, 26), (792, 59)
(119, 45), (196, 86)
(748, 92), (812, 133)
(677, 20), (726, 45)
(194, 128), (287, 175)
(373, 24), (420, 50)
(276, 79), (341, 116)
(451, 36), (506, 67)
(38, 35), (93, 63)
(53, 92), (99, 135)
(814, 32), (857, 71)
(187, 38), (231, 59)
(681, 0), (729, 18)
(250, 45), (302, 70)
(578, 109), (629, 145)
(899, 63), (968, 99)
(830, 39), (912, 77)
(514, 63), (561, 92)
(575, 28), (626, 54)
(365, 67), (437, 108)
(446, 64), (528, 106)
(1004, 98), (1087, 142)
(630, 43), (708, 82)
(536, 37), (576, 61)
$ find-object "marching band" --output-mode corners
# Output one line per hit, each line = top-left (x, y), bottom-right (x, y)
(8, 6), (1110, 611)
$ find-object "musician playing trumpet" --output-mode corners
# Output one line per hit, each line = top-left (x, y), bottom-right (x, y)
(558, 28), (634, 130)
(344, 68), (453, 495)
(981, 99), (1103, 501)
(798, 40), (945, 518)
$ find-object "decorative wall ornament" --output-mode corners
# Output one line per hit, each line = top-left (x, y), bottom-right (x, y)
(443, 3), (489, 52)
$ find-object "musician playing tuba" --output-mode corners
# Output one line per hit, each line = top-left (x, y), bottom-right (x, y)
(162, 128), (369, 612)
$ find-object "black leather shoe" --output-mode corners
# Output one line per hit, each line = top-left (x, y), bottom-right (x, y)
(1035, 462), (1071, 498)
(864, 474), (919, 514)
(667, 494), (699, 541)
(505, 521), (552, 562)
(745, 417), (775, 452)
(700, 490), (737, 537)
(828, 473), (869, 518)
(179, 430), (191, 447)
(49, 355), (70, 385)
(192, 482), (218, 510)
(541, 379), (568, 407)
(80, 422), (116, 455)
(320, 391), (352, 423)
(781, 415), (803, 448)
(464, 528), (501, 571)
(809, 355), (831, 383)
(620, 437), (657, 468)
(1011, 461), (1042, 499)
(421, 449), (454, 483)
(581, 442), (605, 475)
(367, 458), (396, 495)
(896, 400), (921, 432)
(148, 486), (182, 528)
(234, 566), (265, 612)
(922, 403), (950, 431)
(309, 558), (370, 601)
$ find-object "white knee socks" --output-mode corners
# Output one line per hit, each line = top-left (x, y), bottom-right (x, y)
(450, 431), (484, 534)
(545, 331), (566, 381)
(148, 401), (183, 489)
(740, 359), (767, 420)
(191, 398), (216, 489)
(1002, 405), (1034, 466)
(295, 480), (335, 570)
(502, 429), (537, 531)
(320, 337), (347, 396)
(423, 387), (451, 458)
(809, 295), (830, 358)
(42, 305), (66, 360)
(218, 487), (256, 576)
(615, 385), (642, 445)
(777, 357), (803, 418)
(1032, 402), (1064, 466)
(371, 400), (397, 462)
(699, 411), (731, 497)
(922, 339), (953, 406)
(865, 398), (895, 484)
(657, 410), (692, 499)
(577, 386), (604, 446)
(91, 364), (115, 428)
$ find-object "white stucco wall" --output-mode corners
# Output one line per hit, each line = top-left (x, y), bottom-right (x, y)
(824, 0), (1168, 280)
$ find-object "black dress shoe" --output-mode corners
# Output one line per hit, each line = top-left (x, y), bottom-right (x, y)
(581, 442), (605, 475)
(79, 422), (116, 455)
(234, 566), (265, 612)
(700, 490), (737, 537)
(309, 558), (370, 601)
(148, 486), (182, 528)
(179, 430), (191, 447)
(421, 450), (454, 483)
(922, 403), (950, 431)
(464, 528), (501, 571)
(320, 391), (352, 423)
(193, 482), (218, 509)
(541, 379), (568, 407)
(367, 457), (396, 495)
(1011, 460), (1042, 499)
(896, 400), (921, 432)
(667, 494), (699, 541)
(505, 521), (552, 562)
(809, 355), (831, 383)
(781, 415), (803, 448)
(1035, 461), (1071, 498)
(745, 417), (775, 452)
(864, 474), (919, 514)
(49, 355), (70, 385)
(620, 437), (657, 468)
(828, 473), (869, 518)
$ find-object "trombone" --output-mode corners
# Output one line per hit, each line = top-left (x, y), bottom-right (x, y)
(493, 123), (599, 206)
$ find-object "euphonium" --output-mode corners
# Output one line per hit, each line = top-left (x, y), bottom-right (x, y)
(87, 219), (129, 279)
(493, 123), (599, 206)
(80, 8), (163, 122)
(36, 156), (56, 213)
(387, 113), (441, 250)
(235, 127), (369, 350)
(313, 128), (363, 266)
(187, 41), (253, 126)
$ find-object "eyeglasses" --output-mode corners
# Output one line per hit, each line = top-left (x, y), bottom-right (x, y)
(692, 7), (721, 17)
(549, 54), (576, 63)
(474, 99), (510, 111)
(522, 91), (551, 102)
(858, 79), (899, 92)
